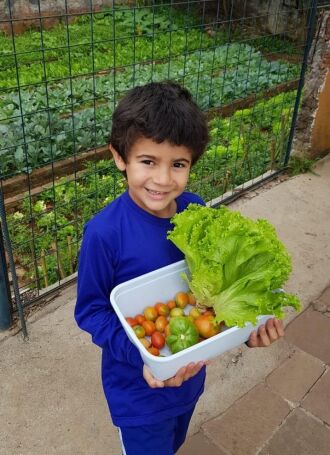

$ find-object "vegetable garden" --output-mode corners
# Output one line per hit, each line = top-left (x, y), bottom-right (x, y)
(0, 3), (311, 315)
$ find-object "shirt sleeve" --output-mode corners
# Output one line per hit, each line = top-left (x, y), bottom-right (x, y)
(74, 224), (143, 370)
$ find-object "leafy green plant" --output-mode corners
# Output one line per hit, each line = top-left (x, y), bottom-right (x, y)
(287, 156), (317, 176)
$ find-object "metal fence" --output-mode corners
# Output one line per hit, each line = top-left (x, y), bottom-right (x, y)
(0, 0), (321, 334)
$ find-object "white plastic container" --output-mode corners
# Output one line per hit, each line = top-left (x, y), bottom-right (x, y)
(110, 260), (273, 380)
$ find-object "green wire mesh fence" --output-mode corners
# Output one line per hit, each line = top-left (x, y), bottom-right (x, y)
(0, 0), (321, 327)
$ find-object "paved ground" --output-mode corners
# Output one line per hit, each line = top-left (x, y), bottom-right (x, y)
(178, 286), (330, 455)
(0, 155), (329, 455)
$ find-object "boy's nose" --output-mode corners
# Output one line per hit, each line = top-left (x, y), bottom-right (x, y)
(153, 167), (172, 186)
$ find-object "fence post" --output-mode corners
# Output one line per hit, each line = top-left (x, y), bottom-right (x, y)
(0, 189), (28, 337)
(0, 227), (12, 330)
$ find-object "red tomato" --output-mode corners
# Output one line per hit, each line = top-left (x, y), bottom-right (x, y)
(194, 314), (220, 339)
(154, 302), (170, 317)
(142, 320), (156, 336)
(133, 325), (146, 339)
(125, 317), (138, 327)
(135, 314), (145, 325)
(175, 292), (189, 309)
(155, 316), (168, 333)
(147, 346), (160, 356)
(144, 306), (158, 322)
(167, 300), (176, 310)
(151, 331), (165, 350)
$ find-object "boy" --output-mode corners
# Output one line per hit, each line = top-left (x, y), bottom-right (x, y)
(74, 81), (284, 455)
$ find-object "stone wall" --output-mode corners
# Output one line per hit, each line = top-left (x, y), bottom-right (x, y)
(0, 0), (113, 34)
(228, 0), (310, 42)
(292, 10), (330, 158)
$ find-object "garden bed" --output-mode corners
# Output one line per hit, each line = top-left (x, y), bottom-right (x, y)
(5, 91), (296, 293)
(0, 5), (303, 300)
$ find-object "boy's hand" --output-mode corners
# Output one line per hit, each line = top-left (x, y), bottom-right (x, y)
(143, 361), (206, 388)
(246, 318), (284, 348)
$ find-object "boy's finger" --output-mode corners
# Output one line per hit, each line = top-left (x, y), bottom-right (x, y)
(274, 318), (285, 336)
(265, 319), (278, 342)
(183, 362), (203, 381)
(143, 366), (165, 388)
(258, 325), (270, 346)
(246, 330), (258, 347)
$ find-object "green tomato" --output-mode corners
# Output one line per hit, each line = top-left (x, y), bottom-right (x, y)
(166, 316), (199, 354)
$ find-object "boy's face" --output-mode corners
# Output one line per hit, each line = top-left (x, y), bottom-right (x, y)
(111, 137), (192, 218)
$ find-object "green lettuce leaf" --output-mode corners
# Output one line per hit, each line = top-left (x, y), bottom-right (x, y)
(168, 204), (300, 328)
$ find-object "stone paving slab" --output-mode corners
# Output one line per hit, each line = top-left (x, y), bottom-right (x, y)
(266, 350), (325, 404)
(259, 408), (330, 455)
(177, 432), (228, 455)
(201, 384), (290, 455)
(285, 307), (330, 365)
(302, 369), (330, 425)
(313, 286), (330, 316)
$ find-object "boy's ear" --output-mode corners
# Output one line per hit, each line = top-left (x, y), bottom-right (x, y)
(109, 144), (126, 172)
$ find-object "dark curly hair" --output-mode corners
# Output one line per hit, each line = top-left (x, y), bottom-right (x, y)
(110, 81), (209, 165)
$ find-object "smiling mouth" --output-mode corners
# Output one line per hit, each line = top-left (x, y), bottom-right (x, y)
(146, 189), (168, 196)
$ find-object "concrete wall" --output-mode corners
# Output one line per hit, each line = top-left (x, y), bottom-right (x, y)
(293, 11), (330, 158)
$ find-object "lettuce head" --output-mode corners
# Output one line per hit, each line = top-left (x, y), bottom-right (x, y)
(168, 204), (300, 327)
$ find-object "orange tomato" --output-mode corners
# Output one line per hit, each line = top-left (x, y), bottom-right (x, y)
(142, 320), (156, 336)
(151, 331), (165, 350)
(164, 324), (171, 337)
(175, 292), (189, 309)
(125, 317), (138, 327)
(194, 314), (220, 339)
(147, 346), (160, 356)
(133, 325), (146, 339)
(167, 300), (176, 310)
(154, 302), (170, 317)
(155, 316), (168, 333)
(135, 314), (145, 325)
(139, 337), (151, 349)
(144, 306), (158, 322)
(188, 292), (197, 306)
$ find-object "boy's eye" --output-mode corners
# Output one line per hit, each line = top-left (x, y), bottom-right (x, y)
(141, 160), (154, 165)
(173, 162), (186, 168)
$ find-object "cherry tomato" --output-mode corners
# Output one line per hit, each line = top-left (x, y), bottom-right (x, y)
(175, 292), (189, 309)
(202, 310), (214, 317)
(164, 324), (171, 337)
(170, 307), (184, 318)
(147, 346), (160, 356)
(144, 306), (158, 322)
(125, 317), (138, 327)
(155, 316), (168, 333)
(188, 292), (197, 306)
(189, 307), (201, 319)
(151, 331), (165, 350)
(135, 314), (145, 325)
(139, 337), (151, 349)
(142, 320), (156, 336)
(133, 325), (146, 339)
(154, 302), (170, 317)
(167, 300), (176, 310)
(194, 314), (221, 339)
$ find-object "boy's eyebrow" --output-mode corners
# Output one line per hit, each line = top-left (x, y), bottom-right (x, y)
(136, 154), (191, 163)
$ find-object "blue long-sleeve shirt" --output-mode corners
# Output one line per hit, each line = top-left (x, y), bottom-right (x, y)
(75, 190), (206, 427)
